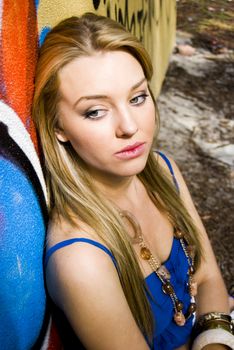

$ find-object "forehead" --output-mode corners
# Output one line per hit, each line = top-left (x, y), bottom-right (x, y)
(58, 51), (145, 102)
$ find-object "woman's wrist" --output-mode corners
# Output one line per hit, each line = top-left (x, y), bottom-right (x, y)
(191, 312), (234, 350)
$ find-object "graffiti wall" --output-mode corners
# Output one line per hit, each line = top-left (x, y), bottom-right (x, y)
(37, 0), (176, 96)
(0, 1), (176, 349)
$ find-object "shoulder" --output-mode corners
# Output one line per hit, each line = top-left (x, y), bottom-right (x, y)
(45, 217), (149, 349)
(46, 232), (118, 286)
(45, 213), (118, 306)
(153, 151), (183, 188)
(153, 150), (199, 215)
(47, 211), (97, 246)
(154, 150), (178, 174)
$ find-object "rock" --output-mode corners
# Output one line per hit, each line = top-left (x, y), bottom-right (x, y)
(193, 140), (234, 167)
(207, 7), (215, 12)
(170, 52), (217, 77)
(176, 44), (196, 56)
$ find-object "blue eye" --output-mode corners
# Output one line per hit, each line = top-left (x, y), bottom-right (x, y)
(84, 109), (107, 119)
(130, 93), (149, 105)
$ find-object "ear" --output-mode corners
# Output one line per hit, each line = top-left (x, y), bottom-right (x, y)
(55, 127), (69, 143)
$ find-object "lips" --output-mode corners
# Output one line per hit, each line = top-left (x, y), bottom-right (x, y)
(115, 142), (145, 154)
(114, 142), (146, 160)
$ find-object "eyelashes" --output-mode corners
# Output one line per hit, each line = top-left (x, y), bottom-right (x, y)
(82, 92), (149, 120)
(83, 109), (107, 119)
(130, 93), (149, 106)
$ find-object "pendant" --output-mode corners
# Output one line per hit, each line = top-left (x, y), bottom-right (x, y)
(119, 210), (143, 244)
(174, 227), (185, 239)
(188, 265), (195, 275)
(185, 302), (197, 319)
(162, 281), (174, 295)
(188, 302), (196, 314)
(189, 279), (198, 296)
(175, 300), (184, 312)
(157, 265), (171, 280)
(187, 245), (195, 259)
(140, 247), (151, 260)
(174, 311), (186, 326)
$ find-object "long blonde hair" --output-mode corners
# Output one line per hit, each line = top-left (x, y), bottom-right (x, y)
(33, 13), (202, 341)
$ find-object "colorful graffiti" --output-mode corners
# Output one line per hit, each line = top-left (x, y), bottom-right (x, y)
(0, 0), (38, 147)
(0, 1), (175, 349)
(37, 0), (176, 95)
(0, 1), (49, 348)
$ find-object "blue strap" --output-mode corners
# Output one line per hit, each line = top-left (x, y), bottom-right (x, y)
(156, 151), (180, 193)
(44, 238), (118, 270)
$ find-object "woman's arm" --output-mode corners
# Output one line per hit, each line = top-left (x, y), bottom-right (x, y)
(167, 157), (229, 315)
(160, 156), (230, 350)
(46, 238), (150, 350)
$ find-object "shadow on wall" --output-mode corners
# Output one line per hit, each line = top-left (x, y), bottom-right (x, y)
(0, 1), (176, 349)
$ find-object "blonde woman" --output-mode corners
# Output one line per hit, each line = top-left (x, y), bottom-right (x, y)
(33, 13), (233, 350)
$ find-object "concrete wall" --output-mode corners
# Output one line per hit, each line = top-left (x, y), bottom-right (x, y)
(0, 1), (176, 349)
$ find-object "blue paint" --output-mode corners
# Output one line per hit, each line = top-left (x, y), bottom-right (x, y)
(39, 26), (51, 46)
(0, 157), (47, 349)
(34, 0), (40, 11)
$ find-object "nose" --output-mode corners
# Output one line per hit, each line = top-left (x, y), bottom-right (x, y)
(115, 106), (138, 138)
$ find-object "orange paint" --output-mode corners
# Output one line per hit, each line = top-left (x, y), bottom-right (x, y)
(0, 0), (38, 149)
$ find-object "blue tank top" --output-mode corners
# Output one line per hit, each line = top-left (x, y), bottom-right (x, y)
(44, 152), (194, 350)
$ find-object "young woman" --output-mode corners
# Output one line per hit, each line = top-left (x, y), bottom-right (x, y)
(33, 13), (233, 350)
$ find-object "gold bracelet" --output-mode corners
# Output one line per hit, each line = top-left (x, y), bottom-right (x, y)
(198, 312), (232, 325)
(194, 312), (234, 337)
(191, 313), (234, 350)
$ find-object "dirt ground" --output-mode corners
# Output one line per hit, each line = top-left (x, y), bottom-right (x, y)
(157, 1), (234, 295)
(177, 0), (234, 51)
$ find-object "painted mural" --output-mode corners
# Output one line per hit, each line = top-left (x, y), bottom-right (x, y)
(37, 0), (176, 96)
(0, 1), (176, 349)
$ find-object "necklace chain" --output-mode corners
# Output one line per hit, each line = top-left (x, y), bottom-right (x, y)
(119, 210), (197, 327)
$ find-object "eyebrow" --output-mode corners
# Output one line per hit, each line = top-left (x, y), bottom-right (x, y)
(73, 77), (147, 108)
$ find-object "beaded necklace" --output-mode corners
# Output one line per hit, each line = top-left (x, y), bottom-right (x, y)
(119, 209), (197, 326)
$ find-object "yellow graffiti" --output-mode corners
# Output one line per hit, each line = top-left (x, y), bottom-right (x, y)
(37, 0), (176, 96)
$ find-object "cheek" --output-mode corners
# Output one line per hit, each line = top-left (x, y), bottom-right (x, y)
(81, 122), (114, 150)
(143, 105), (157, 132)
(68, 128), (108, 156)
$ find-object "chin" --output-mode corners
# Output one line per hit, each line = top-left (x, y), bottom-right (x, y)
(117, 160), (148, 177)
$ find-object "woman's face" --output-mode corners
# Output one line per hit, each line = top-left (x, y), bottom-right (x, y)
(56, 50), (156, 182)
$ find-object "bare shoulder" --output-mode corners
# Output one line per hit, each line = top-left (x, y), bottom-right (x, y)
(46, 228), (118, 300)
(45, 215), (149, 349)
(46, 213), (116, 299)
(45, 212), (119, 305)
(47, 212), (97, 247)
(154, 151), (183, 182)
(154, 150), (201, 214)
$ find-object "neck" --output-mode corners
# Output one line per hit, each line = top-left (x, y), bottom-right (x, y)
(92, 173), (143, 211)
